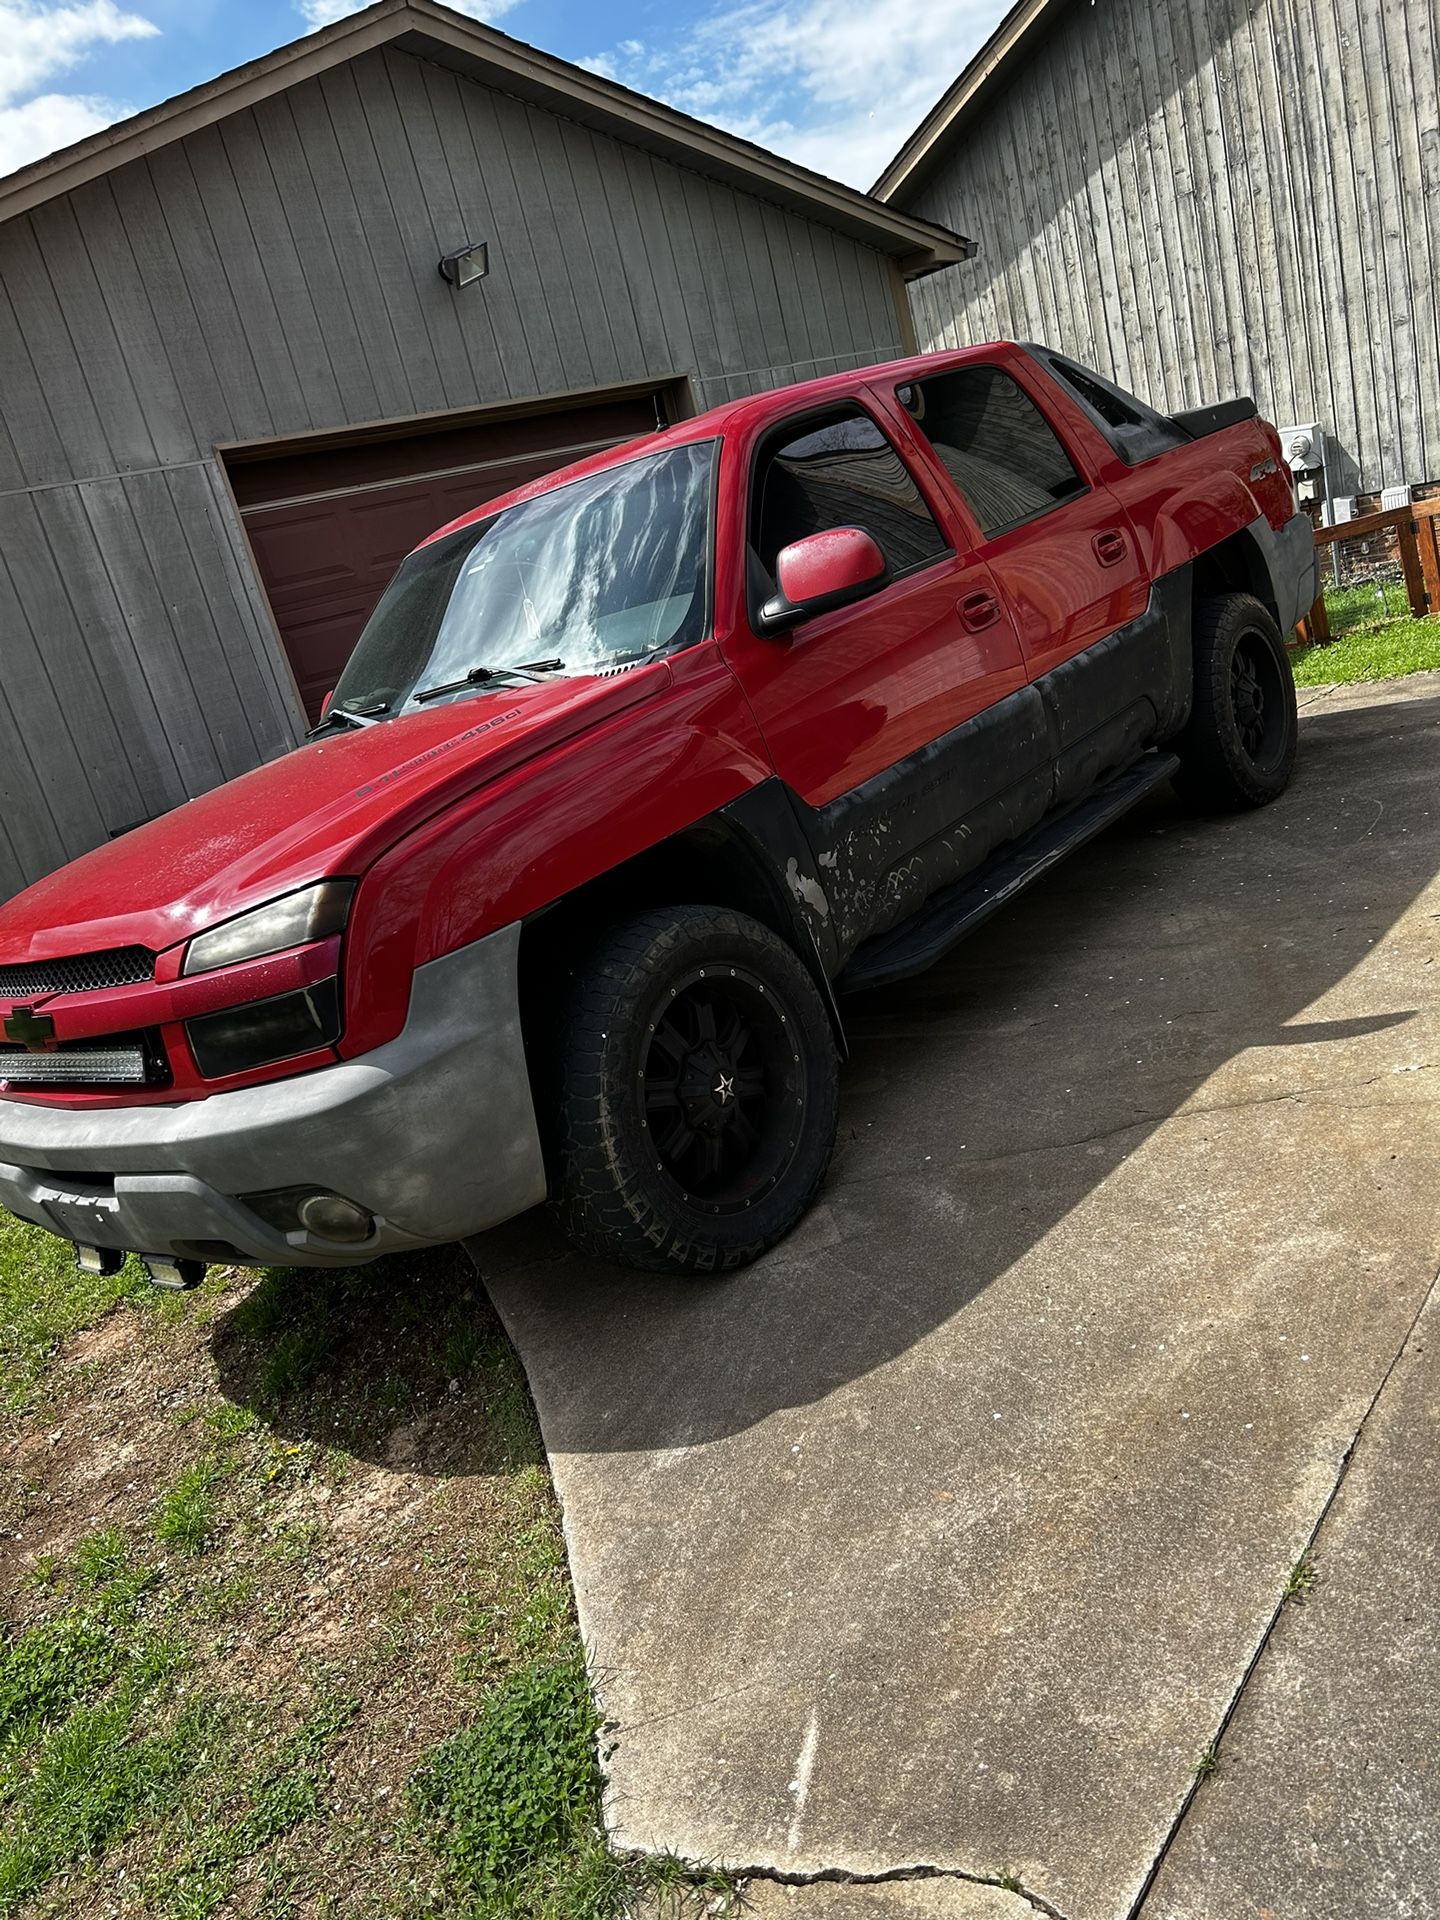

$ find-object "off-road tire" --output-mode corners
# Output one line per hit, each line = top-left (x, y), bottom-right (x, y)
(547, 906), (839, 1275)
(1174, 591), (1298, 810)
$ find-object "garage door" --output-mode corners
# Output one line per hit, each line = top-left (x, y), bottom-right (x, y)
(230, 390), (671, 724)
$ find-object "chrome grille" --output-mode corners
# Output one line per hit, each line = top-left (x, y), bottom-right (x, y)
(0, 947), (155, 999)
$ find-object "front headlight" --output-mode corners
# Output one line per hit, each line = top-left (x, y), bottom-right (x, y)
(182, 881), (355, 977)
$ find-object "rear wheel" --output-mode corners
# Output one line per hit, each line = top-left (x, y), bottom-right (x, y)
(1174, 592), (1297, 809)
(548, 906), (839, 1274)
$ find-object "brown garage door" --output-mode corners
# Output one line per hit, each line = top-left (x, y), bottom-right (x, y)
(230, 390), (670, 723)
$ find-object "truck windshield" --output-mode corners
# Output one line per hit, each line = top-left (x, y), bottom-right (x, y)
(330, 440), (716, 718)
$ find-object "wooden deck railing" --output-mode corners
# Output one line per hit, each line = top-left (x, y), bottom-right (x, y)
(1298, 497), (1440, 645)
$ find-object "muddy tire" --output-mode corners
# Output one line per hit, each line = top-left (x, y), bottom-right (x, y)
(548, 906), (839, 1275)
(1174, 592), (1298, 810)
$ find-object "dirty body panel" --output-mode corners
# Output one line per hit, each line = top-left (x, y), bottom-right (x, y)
(743, 571), (1194, 964)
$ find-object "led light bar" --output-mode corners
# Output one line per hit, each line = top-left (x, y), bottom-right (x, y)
(0, 1048), (147, 1085)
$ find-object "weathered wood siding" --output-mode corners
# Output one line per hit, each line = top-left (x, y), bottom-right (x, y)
(0, 44), (906, 900)
(902, 0), (1440, 500)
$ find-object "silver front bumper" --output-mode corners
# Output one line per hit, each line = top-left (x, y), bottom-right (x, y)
(0, 924), (547, 1268)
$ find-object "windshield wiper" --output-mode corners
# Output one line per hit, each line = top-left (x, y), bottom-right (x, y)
(307, 703), (388, 738)
(413, 659), (565, 704)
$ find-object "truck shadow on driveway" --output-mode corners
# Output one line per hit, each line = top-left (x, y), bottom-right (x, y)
(214, 688), (1440, 1467)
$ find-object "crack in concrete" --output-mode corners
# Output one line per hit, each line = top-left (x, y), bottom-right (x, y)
(1126, 1254), (1440, 1919)
(731, 1859), (1069, 1920)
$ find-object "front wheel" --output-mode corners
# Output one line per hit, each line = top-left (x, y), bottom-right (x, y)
(1173, 591), (1298, 810)
(548, 906), (839, 1275)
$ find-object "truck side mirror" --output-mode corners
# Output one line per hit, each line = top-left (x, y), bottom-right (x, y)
(320, 689), (335, 718)
(759, 526), (889, 631)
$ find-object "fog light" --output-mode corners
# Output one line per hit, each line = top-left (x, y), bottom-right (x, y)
(76, 1244), (126, 1277)
(187, 978), (341, 1079)
(141, 1254), (206, 1291)
(296, 1192), (374, 1243)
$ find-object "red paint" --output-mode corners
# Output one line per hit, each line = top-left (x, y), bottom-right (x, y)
(0, 341), (1297, 1108)
(339, 645), (772, 1056)
(775, 527), (887, 608)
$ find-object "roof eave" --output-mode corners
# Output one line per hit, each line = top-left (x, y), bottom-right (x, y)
(0, 0), (972, 272)
(872, 0), (1064, 204)
(0, 0), (414, 225)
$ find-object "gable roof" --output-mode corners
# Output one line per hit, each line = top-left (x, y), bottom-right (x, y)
(872, 0), (1065, 203)
(0, 0), (974, 275)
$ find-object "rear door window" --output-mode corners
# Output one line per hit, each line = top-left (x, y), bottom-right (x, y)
(1027, 346), (1191, 465)
(751, 405), (950, 586)
(897, 367), (1086, 539)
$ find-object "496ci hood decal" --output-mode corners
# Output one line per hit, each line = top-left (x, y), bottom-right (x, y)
(353, 707), (524, 799)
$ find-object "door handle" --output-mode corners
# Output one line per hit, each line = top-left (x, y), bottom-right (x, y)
(1093, 529), (1128, 567)
(958, 590), (1000, 632)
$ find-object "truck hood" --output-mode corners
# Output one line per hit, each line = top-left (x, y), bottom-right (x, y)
(0, 664), (668, 963)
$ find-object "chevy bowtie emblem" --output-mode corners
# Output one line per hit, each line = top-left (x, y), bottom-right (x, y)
(4, 1006), (56, 1052)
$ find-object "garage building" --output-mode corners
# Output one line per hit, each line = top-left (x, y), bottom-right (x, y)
(0, 0), (969, 902)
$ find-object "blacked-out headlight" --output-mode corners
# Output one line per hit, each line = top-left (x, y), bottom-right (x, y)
(187, 979), (342, 1079)
(182, 882), (355, 977)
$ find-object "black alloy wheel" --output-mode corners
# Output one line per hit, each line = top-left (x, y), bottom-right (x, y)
(1229, 629), (1287, 772)
(1175, 591), (1298, 809)
(641, 964), (806, 1215)
(548, 905), (839, 1274)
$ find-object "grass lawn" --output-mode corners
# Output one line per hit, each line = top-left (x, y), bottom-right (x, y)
(1292, 579), (1440, 686)
(0, 1213), (734, 1919)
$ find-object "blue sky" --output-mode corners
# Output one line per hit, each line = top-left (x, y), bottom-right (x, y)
(0, 0), (1011, 191)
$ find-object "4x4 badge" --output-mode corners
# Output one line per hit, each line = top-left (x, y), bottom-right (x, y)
(3, 1007), (56, 1051)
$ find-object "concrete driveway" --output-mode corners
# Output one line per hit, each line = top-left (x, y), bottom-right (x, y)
(478, 673), (1440, 1920)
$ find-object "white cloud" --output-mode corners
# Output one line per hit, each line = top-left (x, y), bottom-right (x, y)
(584, 0), (1009, 188)
(0, 88), (125, 173)
(0, 0), (158, 175)
(0, 0), (157, 105)
(298, 0), (518, 25)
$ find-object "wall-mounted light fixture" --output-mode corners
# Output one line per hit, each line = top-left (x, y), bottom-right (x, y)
(439, 240), (489, 289)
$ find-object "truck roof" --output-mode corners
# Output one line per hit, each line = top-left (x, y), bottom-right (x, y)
(420, 339), (1024, 550)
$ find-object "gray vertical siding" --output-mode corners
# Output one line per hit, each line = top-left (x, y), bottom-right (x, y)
(0, 44), (907, 902)
(901, 0), (1440, 499)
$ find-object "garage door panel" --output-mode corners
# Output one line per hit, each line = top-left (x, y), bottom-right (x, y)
(345, 490), (452, 572)
(232, 388), (669, 723)
(245, 508), (357, 591)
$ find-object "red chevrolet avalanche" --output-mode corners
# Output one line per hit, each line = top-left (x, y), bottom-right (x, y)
(0, 343), (1316, 1283)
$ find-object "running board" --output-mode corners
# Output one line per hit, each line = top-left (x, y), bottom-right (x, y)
(838, 751), (1180, 993)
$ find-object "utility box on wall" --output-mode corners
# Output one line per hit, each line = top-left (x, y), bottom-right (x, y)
(1275, 422), (1326, 506)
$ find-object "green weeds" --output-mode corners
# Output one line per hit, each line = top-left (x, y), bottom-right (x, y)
(0, 1545), (194, 1913)
(258, 1323), (335, 1403)
(142, 1694), (357, 1919)
(0, 1219), (731, 1917)
(1282, 1550), (1317, 1603)
(412, 1648), (736, 1919)
(0, 1212), (146, 1411)
(1294, 581), (1440, 686)
(154, 1457), (231, 1555)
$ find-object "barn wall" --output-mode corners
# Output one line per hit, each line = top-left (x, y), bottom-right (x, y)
(0, 43), (907, 900)
(900, 0), (1440, 500)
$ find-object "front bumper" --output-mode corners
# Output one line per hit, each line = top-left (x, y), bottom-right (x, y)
(0, 924), (546, 1269)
